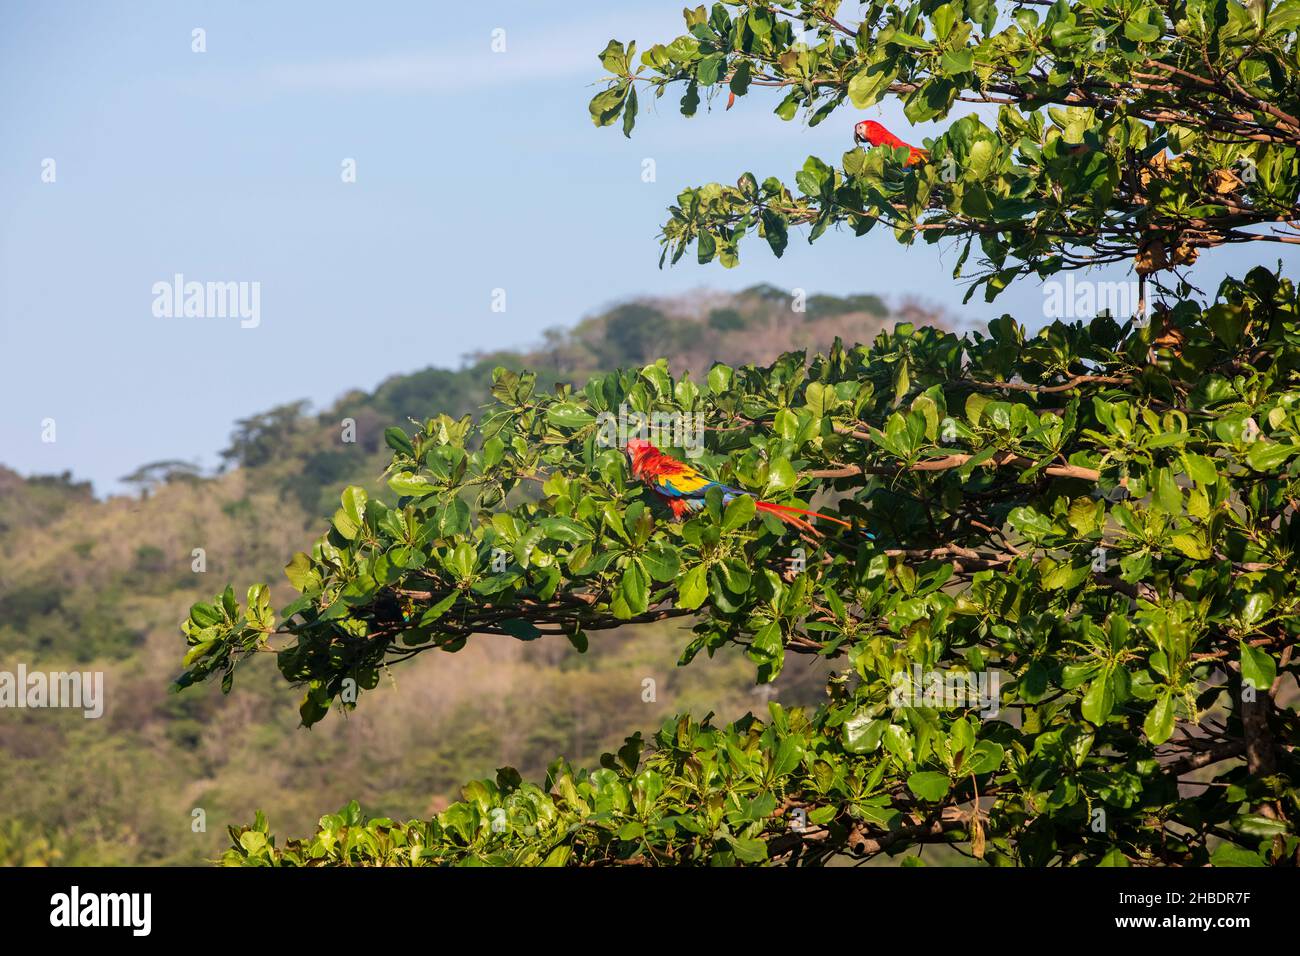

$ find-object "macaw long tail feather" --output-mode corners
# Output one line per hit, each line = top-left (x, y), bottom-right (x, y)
(755, 500), (852, 531)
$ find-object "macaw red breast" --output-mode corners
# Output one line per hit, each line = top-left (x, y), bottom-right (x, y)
(854, 120), (929, 166)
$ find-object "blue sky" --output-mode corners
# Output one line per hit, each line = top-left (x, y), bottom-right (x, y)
(2, 0), (1294, 494)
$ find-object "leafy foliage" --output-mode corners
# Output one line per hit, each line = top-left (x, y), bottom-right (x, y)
(221, 703), (1009, 866)
(219, 286), (889, 517)
(0, 288), (893, 866)
(184, 1), (1300, 865)
(188, 266), (1300, 865)
(591, 0), (1300, 300)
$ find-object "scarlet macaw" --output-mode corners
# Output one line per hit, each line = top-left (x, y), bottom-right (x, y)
(854, 120), (929, 167)
(624, 438), (850, 535)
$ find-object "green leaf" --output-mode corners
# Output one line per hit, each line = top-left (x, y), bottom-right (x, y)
(940, 48), (973, 74)
(765, 458), (796, 494)
(546, 403), (597, 428)
(448, 541), (476, 580)
(906, 771), (951, 802)
(893, 358), (911, 405)
(436, 498), (471, 537)
(697, 52), (724, 86)
(1152, 468), (1182, 515)
(1143, 691), (1176, 744)
(617, 561), (649, 616)
(183, 641), (216, 667)
(1081, 669), (1115, 725)
(680, 79), (700, 117)
(678, 564), (708, 610)
(622, 83), (638, 138)
(1067, 498), (1100, 536)
(589, 83), (628, 127)
(729, 60), (751, 96)
(722, 494), (756, 532)
(771, 736), (805, 778)
(774, 90), (798, 120)
(389, 472), (438, 497)
(333, 486), (368, 539)
(539, 517), (594, 544)
(1232, 813), (1291, 838)
(342, 486), (367, 523)
(598, 39), (628, 73)
(384, 427), (415, 457)
(418, 592), (459, 625)
(1008, 506), (1053, 537)
(1183, 453), (1219, 486)
(1209, 843), (1265, 867)
(1239, 641), (1277, 692)
(774, 408), (799, 439)
(890, 32), (933, 50)
(847, 63), (896, 108)
(843, 712), (887, 754)
(284, 552), (315, 592)
(1169, 531), (1211, 561)
(189, 602), (222, 627)
(964, 741), (1005, 775)
(641, 542), (680, 582)
(750, 620), (783, 660)
(1123, 19), (1162, 42)
(498, 618), (543, 641)
(727, 835), (768, 863)
(760, 210), (788, 257)
(1246, 440), (1298, 472)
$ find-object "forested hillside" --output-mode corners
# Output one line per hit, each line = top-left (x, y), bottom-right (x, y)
(0, 286), (919, 865)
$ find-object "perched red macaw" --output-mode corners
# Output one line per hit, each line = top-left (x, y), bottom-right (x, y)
(854, 120), (929, 167)
(624, 438), (850, 535)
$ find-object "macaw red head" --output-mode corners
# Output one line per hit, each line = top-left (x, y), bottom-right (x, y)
(853, 120), (885, 146)
(624, 438), (657, 476)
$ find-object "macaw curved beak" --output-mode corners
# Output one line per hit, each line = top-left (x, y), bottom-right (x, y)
(853, 129), (864, 146)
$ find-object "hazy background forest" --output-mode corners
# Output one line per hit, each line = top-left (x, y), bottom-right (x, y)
(0, 286), (939, 865)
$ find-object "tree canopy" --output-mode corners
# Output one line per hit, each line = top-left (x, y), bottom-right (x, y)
(591, 0), (1300, 299)
(181, 0), (1299, 866)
